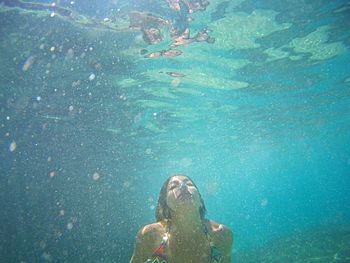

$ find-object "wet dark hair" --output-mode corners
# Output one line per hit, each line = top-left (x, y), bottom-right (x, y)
(155, 174), (206, 222)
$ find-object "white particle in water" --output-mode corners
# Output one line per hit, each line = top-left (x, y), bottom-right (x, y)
(6, 116), (10, 120)
(9, 141), (17, 152)
(50, 46), (55, 52)
(260, 198), (268, 207)
(93, 172), (100, 181)
(50, 12), (56, 17)
(145, 148), (152, 154)
(68, 105), (74, 112)
(36, 96), (41, 101)
(66, 48), (74, 59)
(89, 73), (96, 81)
(67, 222), (73, 230)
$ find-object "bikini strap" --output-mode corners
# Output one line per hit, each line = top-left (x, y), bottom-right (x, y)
(150, 222), (169, 261)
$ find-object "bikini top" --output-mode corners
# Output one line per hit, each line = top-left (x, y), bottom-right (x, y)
(144, 222), (222, 263)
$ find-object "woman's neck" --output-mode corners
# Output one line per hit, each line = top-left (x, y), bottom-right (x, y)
(168, 210), (206, 237)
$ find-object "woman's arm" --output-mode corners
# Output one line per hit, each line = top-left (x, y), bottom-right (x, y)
(220, 226), (233, 263)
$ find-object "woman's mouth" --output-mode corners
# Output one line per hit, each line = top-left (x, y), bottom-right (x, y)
(176, 190), (192, 200)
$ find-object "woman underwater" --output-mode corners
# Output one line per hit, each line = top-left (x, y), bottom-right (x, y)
(130, 174), (233, 263)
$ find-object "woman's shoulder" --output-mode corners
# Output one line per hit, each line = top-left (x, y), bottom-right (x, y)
(136, 221), (166, 242)
(205, 219), (233, 246)
(130, 222), (167, 262)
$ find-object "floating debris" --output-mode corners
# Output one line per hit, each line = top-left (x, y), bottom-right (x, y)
(22, 56), (36, 71)
(9, 141), (17, 152)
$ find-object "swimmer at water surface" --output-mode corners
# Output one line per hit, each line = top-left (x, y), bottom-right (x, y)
(130, 174), (233, 263)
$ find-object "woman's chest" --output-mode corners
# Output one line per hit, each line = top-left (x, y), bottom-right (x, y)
(166, 237), (212, 263)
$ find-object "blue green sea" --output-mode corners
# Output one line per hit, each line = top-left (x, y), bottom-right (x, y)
(1, 0), (350, 262)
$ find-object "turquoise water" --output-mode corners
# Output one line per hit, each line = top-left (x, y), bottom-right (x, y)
(1, 0), (350, 262)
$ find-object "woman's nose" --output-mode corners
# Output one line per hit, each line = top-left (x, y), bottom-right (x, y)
(180, 182), (187, 190)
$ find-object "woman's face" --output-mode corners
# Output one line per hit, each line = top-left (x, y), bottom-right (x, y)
(166, 175), (201, 212)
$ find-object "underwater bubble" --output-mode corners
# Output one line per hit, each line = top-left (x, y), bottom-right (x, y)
(123, 180), (131, 189)
(92, 172), (100, 181)
(145, 148), (152, 154)
(260, 198), (268, 207)
(50, 46), (55, 52)
(67, 222), (73, 230)
(89, 73), (96, 81)
(119, 95), (127, 101)
(66, 48), (74, 59)
(71, 80), (81, 87)
(9, 141), (16, 152)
